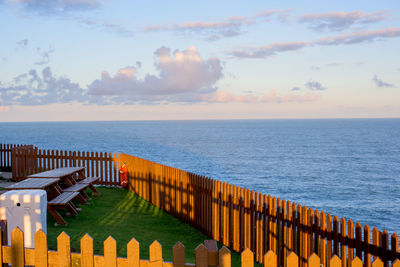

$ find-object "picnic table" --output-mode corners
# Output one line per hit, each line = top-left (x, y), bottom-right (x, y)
(5, 178), (60, 190)
(27, 167), (100, 196)
(5, 177), (80, 225)
(6, 167), (101, 225)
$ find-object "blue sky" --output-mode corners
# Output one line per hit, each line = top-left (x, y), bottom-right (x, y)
(0, 0), (399, 121)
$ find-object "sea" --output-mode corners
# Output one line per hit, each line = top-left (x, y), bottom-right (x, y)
(1, 119), (399, 235)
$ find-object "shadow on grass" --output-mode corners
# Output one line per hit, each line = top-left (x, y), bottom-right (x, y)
(47, 186), (251, 266)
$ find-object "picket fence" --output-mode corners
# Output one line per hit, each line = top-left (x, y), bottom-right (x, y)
(1, 227), (398, 267)
(3, 144), (400, 267)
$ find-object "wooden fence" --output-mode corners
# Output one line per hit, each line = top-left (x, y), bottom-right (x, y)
(5, 144), (400, 267)
(0, 144), (28, 170)
(120, 153), (400, 267)
(1, 227), (398, 267)
(11, 147), (120, 185)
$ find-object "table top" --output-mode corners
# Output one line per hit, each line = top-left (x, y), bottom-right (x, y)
(6, 178), (60, 190)
(27, 167), (85, 178)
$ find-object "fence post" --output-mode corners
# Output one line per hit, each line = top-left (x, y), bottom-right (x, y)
(242, 248), (254, 267)
(81, 234), (94, 267)
(195, 244), (208, 267)
(104, 236), (117, 267)
(149, 241), (162, 267)
(11, 227), (24, 267)
(264, 250), (277, 267)
(57, 232), (71, 267)
(34, 230), (48, 267)
(173, 242), (185, 267)
(127, 237), (140, 267)
(219, 246), (231, 267)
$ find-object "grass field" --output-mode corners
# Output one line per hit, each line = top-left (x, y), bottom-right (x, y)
(46, 187), (249, 265)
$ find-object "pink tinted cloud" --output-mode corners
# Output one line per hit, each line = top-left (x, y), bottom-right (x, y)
(87, 46), (223, 103)
(0, 106), (10, 112)
(230, 27), (400, 58)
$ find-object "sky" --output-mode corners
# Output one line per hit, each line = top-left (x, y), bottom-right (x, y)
(0, 0), (399, 121)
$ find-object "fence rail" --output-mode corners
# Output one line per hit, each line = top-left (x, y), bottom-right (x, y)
(4, 143), (400, 267)
(1, 227), (398, 267)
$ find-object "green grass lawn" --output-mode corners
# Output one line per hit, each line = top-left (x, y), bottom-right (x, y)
(47, 187), (249, 266)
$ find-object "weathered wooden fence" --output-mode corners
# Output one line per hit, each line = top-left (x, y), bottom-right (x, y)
(0, 144), (28, 170)
(5, 144), (400, 266)
(10, 146), (120, 185)
(1, 227), (398, 267)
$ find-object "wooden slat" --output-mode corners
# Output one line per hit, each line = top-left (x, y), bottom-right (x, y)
(195, 244), (208, 267)
(365, 225), (371, 267)
(149, 241), (162, 267)
(81, 234), (94, 267)
(219, 246), (231, 267)
(287, 252), (299, 267)
(127, 237), (140, 267)
(34, 230), (48, 267)
(308, 253), (320, 267)
(264, 250), (277, 267)
(241, 248), (254, 267)
(57, 232), (71, 267)
(104, 236), (117, 267)
(173, 242), (185, 267)
(341, 218), (347, 267)
(11, 227), (24, 267)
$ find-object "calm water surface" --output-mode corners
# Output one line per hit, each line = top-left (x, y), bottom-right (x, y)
(1, 119), (399, 234)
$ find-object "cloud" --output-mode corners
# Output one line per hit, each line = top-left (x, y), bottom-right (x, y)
(0, 106), (10, 112)
(291, 87), (301, 91)
(372, 75), (395, 88)
(229, 27), (400, 58)
(316, 27), (400, 45)
(305, 80), (326, 91)
(35, 47), (55, 65)
(261, 90), (319, 103)
(252, 9), (292, 22)
(0, 46), (321, 106)
(144, 16), (253, 41)
(87, 46), (224, 103)
(8, 0), (100, 14)
(82, 19), (134, 37)
(229, 41), (309, 58)
(0, 67), (86, 105)
(299, 10), (390, 32)
(16, 39), (28, 48)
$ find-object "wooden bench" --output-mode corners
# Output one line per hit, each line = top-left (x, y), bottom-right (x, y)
(63, 183), (91, 204)
(48, 192), (80, 225)
(77, 177), (101, 196)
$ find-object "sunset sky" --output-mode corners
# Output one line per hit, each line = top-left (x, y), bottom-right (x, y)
(1, 0), (399, 121)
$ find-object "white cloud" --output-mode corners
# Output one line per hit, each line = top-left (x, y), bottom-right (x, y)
(87, 46), (223, 103)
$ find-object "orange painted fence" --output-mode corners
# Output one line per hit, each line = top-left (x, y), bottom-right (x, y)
(5, 144), (400, 266)
(1, 227), (398, 267)
(121, 153), (400, 267)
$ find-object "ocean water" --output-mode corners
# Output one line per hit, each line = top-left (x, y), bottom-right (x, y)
(1, 119), (399, 234)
